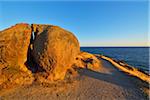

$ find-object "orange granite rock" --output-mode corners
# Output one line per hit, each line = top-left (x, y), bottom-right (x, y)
(0, 23), (34, 87)
(32, 24), (80, 81)
(0, 23), (32, 71)
(74, 52), (102, 71)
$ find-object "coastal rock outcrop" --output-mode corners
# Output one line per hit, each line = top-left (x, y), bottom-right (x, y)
(0, 23), (34, 87)
(74, 52), (101, 71)
(32, 24), (80, 81)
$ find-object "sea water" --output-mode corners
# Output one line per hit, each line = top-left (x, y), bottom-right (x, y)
(81, 47), (149, 74)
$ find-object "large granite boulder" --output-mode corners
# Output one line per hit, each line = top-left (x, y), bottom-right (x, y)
(0, 23), (33, 87)
(32, 24), (80, 81)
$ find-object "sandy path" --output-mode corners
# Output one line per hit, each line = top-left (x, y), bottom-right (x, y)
(0, 59), (147, 100)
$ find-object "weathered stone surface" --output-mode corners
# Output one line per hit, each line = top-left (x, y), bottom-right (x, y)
(74, 52), (101, 71)
(0, 23), (34, 87)
(0, 67), (33, 88)
(32, 24), (80, 81)
(0, 23), (32, 71)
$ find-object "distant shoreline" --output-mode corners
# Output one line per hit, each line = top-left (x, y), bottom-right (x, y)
(96, 54), (150, 84)
(81, 47), (149, 74)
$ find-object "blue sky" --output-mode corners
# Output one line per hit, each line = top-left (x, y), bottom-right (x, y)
(0, 0), (149, 46)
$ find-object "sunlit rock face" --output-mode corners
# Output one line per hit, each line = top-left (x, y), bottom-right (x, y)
(74, 52), (102, 71)
(32, 24), (80, 81)
(0, 23), (32, 71)
(0, 23), (34, 87)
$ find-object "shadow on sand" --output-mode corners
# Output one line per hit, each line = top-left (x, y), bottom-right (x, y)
(78, 68), (133, 89)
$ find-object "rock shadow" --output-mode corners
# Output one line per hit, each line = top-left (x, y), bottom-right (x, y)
(25, 25), (46, 73)
(78, 68), (134, 89)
